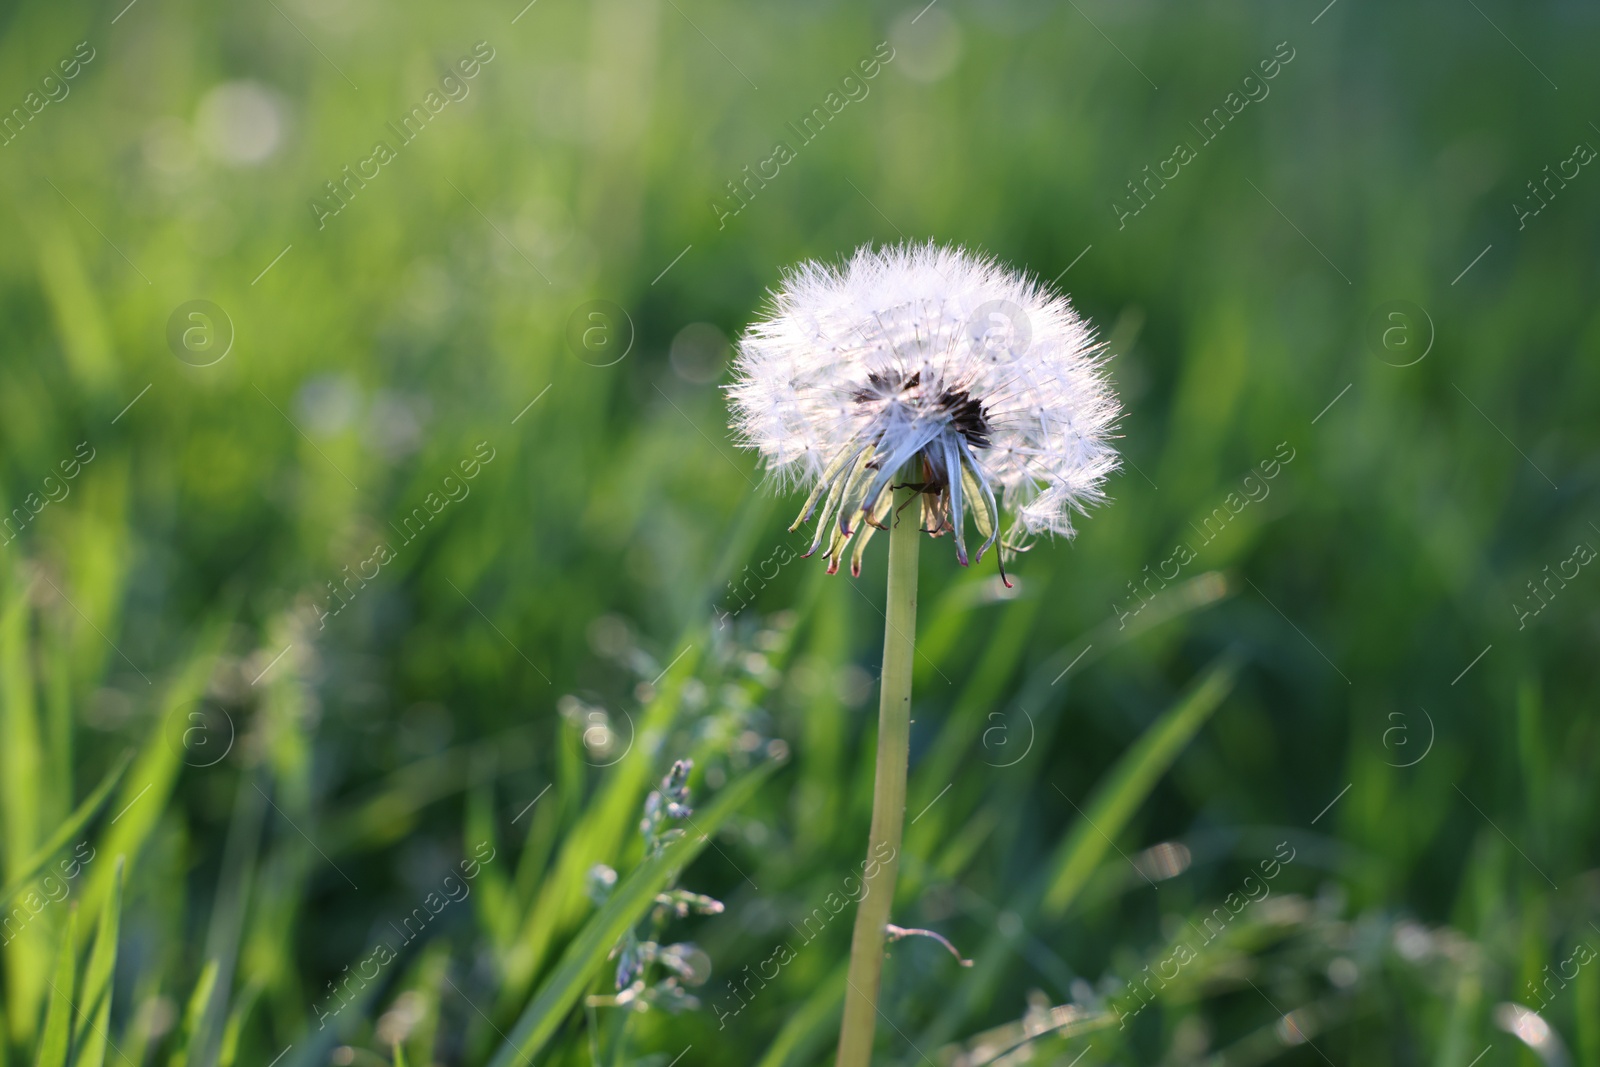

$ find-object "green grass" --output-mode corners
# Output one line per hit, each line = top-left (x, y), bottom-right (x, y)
(1, 0), (1598, 1064)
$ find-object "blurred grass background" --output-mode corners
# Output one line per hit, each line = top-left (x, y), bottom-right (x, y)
(1, 0), (1598, 1064)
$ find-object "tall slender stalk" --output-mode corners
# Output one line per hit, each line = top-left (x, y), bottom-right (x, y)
(836, 486), (921, 1067)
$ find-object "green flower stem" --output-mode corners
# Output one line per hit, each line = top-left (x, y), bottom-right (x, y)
(836, 486), (921, 1067)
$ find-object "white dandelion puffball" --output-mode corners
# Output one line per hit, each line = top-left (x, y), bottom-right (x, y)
(727, 242), (1120, 580)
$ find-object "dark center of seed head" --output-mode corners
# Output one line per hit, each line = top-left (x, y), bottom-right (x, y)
(852, 369), (992, 449)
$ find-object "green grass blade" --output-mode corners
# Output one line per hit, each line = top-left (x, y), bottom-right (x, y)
(1, 591), (43, 876)
(77, 624), (228, 942)
(2, 588), (48, 1041)
(381, 940), (448, 1067)
(1042, 653), (1240, 916)
(71, 857), (122, 1067)
(169, 961), (220, 1067)
(1576, 948), (1599, 1067)
(34, 906), (78, 1067)
(792, 590), (851, 857)
(217, 979), (263, 1067)
(933, 1004), (1117, 1067)
(486, 759), (777, 1067)
(0, 751), (131, 911)
(752, 966), (845, 1067)
(116, 971), (164, 1067)
(1433, 959), (1482, 1067)
(466, 767), (515, 945)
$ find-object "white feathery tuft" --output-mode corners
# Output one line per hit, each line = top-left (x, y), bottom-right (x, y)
(726, 241), (1120, 577)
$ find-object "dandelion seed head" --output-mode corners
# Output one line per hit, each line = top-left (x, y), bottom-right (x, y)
(727, 242), (1120, 576)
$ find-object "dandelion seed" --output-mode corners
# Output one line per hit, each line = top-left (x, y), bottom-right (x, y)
(727, 241), (1120, 582)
